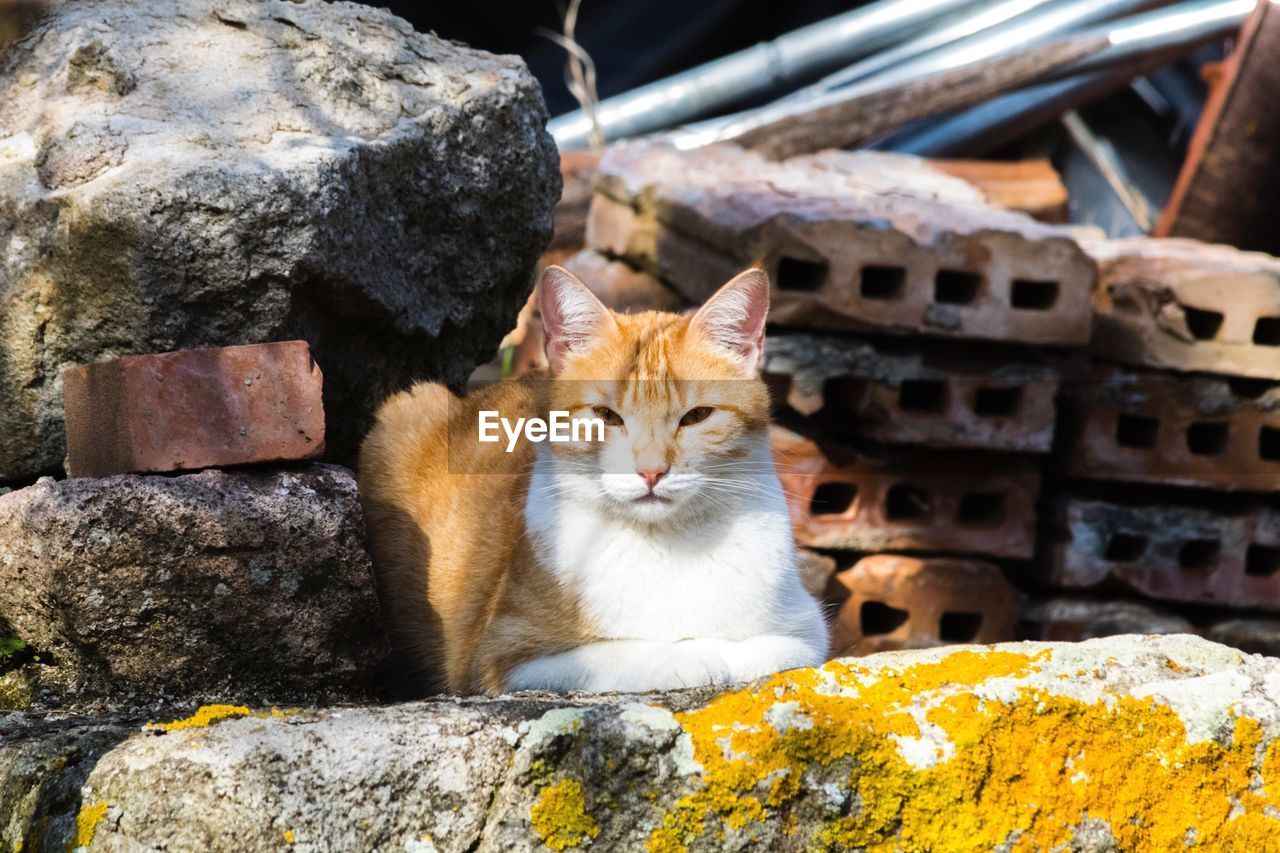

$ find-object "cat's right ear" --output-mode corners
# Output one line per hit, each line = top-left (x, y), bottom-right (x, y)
(538, 265), (617, 374)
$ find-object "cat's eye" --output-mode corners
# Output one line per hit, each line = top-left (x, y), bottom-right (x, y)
(593, 406), (624, 427)
(680, 406), (713, 427)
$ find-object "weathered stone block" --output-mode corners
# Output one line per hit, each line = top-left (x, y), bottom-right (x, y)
(0, 465), (385, 708)
(62, 341), (324, 477)
(589, 143), (1096, 346)
(5, 636), (1280, 851)
(765, 333), (1059, 453)
(826, 554), (1018, 656)
(0, 0), (560, 481)
(1021, 596), (1194, 642)
(1059, 367), (1280, 491)
(1089, 238), (1280, 380)
(1043, 496), (1280, 609)
(772, 427), (1040, 559)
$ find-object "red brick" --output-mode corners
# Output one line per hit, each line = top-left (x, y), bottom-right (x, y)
(826, 554), (1018, 656)
(1043, 496), (1280, 610)
(1205, 617), (1280, 657)
(764, 334), (1059, 454)
(589, 142), (1096, 346)
(1021, 597), (1193, 642)
(63, 341), (324, 477)
(1060, 368), (1280, 491)
(1088, 238), (1280, 380)
(771, 427), (1040, 559)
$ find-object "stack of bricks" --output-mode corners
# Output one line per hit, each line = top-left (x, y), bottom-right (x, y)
(572, 140), (1280, 658)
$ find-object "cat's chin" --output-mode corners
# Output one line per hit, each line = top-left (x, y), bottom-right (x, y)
(611, 494), (686, 526)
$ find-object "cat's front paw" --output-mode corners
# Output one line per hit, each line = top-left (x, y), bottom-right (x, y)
(641, 644), (733, 691)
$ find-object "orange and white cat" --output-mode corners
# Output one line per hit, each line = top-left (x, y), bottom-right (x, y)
(358, 265), (827, 695)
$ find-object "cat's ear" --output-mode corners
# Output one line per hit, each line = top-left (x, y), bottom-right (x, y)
(690, 268), (769, 374)
(538, 265), (617, 374)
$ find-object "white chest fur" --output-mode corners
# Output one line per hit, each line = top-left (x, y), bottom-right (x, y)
(525, 460), (806, 642)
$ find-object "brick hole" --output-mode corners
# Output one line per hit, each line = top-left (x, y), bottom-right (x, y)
(1178, 538), (1220, 570)
(956, 492), (1005, 527)
(1182, 305), (1224, 340)
(1228, 377), (1276, 399)
(776, 257), (827, 293)
(1116, 415), (1159, 449)
(1262, 426), (1280, 461)
(1186, 422), (1229, 456)
(810, 482), (857, 517)
(934, 270), (982, 305)
(898, 379), (948, 413)
(860, 265), (906, 300)
(1246, 544), (1280, 577)
(1104, 533), (1147, 562)
(860, 601), (909, 635)
(939, 611), (983, 643)
(973, 386), (1022, 417)
(1254, 317), (1280, 346)
(884, 484), (932, 521)
(1010, 279), (1058, 310)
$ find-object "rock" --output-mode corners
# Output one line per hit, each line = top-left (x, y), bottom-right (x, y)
(7, 635), (1280, 850)
(0, 0), (560, 482)
(62, 341), (326, 477)
(0, 465), (385, 709)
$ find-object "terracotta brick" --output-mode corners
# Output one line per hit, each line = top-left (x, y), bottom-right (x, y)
(1021, 597), (1193, 642)
(589, 142), (1096, 346)
(765, 334), (1059, 453)
(562, 249), (690, 314)
(826, 554), (1018, 656)
(1205, 617), (1280, 657)
(63, 341), (324, 477)
(796, 547), (838, 601)
(1088, 238), (1280, 380)
(930, 158), (1069, 223)
(771, 427), (1040, 559)
(1043, 496), (1280, 610)
(1060, 368), (1280, 491)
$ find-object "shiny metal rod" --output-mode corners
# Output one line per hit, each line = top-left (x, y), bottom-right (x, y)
(665, 0), (1250, 155)
(548, 0), (989, 149)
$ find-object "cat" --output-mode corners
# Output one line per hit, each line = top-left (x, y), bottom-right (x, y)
(358, 264), (828, 695)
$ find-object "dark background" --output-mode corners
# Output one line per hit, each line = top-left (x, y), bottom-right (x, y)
(373, 0), (867, 116)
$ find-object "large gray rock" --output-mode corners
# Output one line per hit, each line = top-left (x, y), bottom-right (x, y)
(0, 0), (560, 481)
(5, 635), (1280, 851)
(0, 465), (386, 709)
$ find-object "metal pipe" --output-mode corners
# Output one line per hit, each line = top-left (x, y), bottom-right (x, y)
(548, 0), (990, 149)
(666, 0), (1249, 153)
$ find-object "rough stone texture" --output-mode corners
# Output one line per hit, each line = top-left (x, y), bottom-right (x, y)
(1089, 238), (1280, 381)
(772, 427), (1040, 559)
(826, 555), (1018, 656)
(0, 0), (560, 482)
(1022, 597), (1195, 642)
(1043, 496), (1280, 610)
(589, 142), (1096, 345)
(1059, 367), (1280, 491)
(62, 341), (325, 477)
(0, 465), (385, 708)
(8, 636), (1280, 850)
(764, 333), (1059, 454)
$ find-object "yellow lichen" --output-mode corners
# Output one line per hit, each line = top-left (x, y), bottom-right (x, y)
(646, 648), (1280, 852)
(71, 801), (107, 850)
(147, 704), (251, 732)
(531, 778), (600, 850)
(283, 829), (295, 844)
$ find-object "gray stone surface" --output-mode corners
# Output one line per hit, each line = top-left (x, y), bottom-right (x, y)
(5, 635), (1280, 851)
(0, 465), (386, 710)
(0, 0), (560, 480)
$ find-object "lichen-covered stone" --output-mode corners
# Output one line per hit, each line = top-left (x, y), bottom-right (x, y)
(0, 465), (386, 709)
(7, 635), (1280, 850)
(0, 0), (560, 481)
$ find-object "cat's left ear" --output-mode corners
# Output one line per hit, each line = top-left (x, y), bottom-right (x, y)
(690, 268), (769, 375)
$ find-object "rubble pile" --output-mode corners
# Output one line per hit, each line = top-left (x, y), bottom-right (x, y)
(548, 140), (1280, 658)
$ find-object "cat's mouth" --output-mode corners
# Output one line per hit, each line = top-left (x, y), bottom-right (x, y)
(633, 494), (671, 504)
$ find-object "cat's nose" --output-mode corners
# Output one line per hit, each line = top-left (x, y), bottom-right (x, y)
(637, 467), (668, 492)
